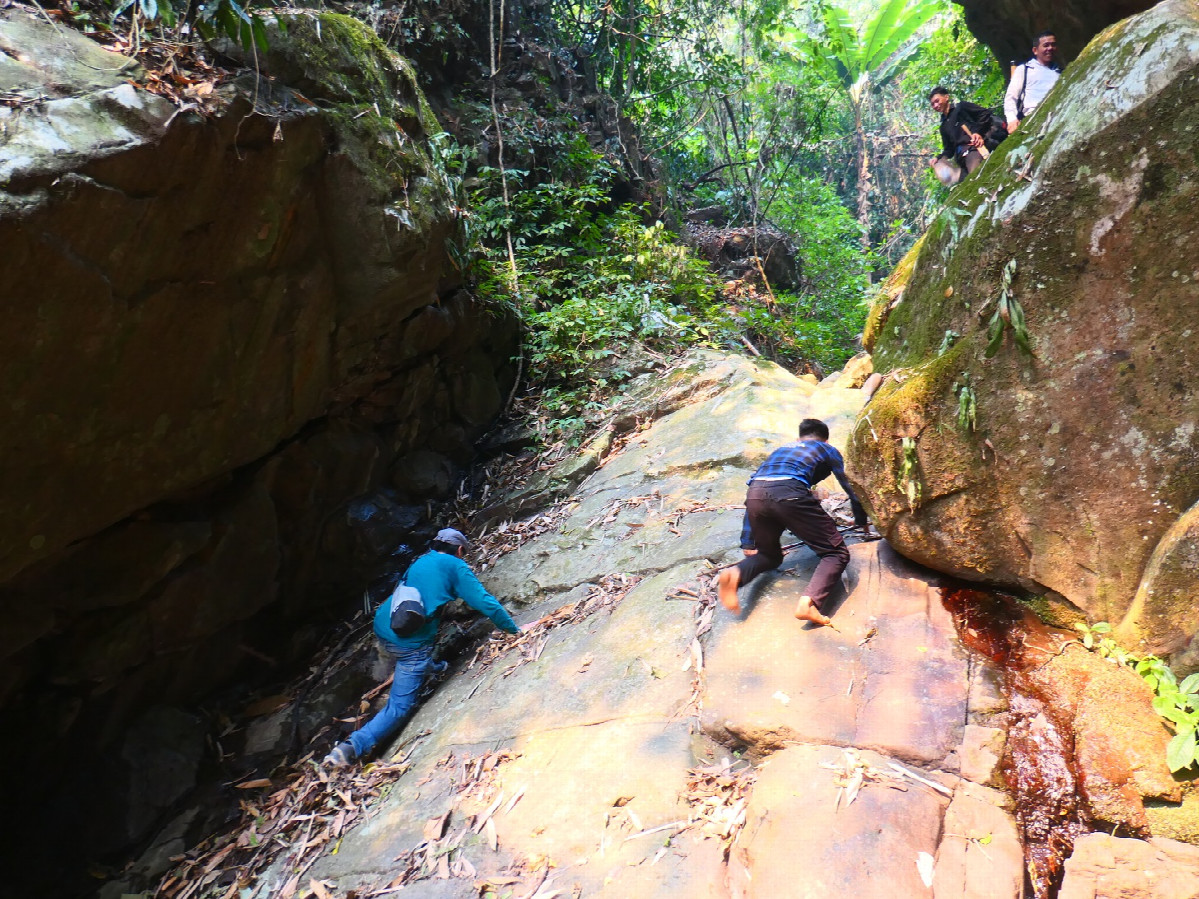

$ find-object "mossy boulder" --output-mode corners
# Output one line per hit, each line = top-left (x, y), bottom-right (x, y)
(847, 0), (1199, 635)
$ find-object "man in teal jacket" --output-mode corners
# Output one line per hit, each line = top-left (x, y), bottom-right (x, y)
(323, 527), (521, 767)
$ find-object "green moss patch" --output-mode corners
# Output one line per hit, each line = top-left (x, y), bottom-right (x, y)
(271, 12), (444, 198)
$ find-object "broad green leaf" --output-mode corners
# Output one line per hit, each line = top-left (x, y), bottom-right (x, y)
(1162, 705), (1195, 728)
(867, 2), (941, 83)
(984, 312), (1004, 358)
(252, 17), (268, 53)
(1180, 673), (1199, 694)
(861, 0), (910, 66)
(1167, 730), (1196, 772)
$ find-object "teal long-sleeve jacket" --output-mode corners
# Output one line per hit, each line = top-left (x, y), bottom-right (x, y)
(374, 549), (518, 649)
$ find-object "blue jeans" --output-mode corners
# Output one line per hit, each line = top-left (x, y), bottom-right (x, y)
(348, 646), (439, 758)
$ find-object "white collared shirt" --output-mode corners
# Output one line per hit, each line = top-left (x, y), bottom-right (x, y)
(1004, 58), (1061, 123)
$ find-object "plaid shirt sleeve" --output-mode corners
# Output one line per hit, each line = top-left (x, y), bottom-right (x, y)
(828, 446), (869, 529)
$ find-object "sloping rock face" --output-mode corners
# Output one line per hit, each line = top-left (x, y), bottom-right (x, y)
(239, 351), (1028, 899)
(0, 8), (514, 882)
(849, 0), (1199, 639)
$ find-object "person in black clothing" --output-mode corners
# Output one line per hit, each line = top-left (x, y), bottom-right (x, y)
(928, 86), (1007, 179)
(717, 418), (872, 627)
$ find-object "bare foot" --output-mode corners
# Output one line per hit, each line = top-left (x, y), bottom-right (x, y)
(794, 595), (832, 627)
(717, 568), (741, 614)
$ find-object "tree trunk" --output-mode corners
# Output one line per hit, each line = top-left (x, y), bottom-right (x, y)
(853, 99), (872, 255)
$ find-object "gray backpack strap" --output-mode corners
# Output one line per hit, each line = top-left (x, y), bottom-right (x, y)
(1016, 63), (1031, 119)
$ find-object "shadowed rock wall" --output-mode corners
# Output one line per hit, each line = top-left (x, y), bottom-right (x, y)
(0, 9), (515, 885)
(953, 0), (1156, 67)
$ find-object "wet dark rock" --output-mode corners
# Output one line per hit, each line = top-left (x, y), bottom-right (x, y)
(0, 9), (515, 891)
(953, 0), (1156, 71)
(391, 449), (459, 500)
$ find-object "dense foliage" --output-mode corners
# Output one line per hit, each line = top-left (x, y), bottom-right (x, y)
(443, 0), (1006, 437)
(79, 0), (1004, 438)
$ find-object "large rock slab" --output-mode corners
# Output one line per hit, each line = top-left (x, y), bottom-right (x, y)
(933, 782), (1025, 899)
(703, 540), (970, 766)
(732, 743), (950, 898)
(1059, 833), (1199, 898)
(849, 0), (1199, 634)
(282, 353), (955, 898)
(265, 354), (1043, 899)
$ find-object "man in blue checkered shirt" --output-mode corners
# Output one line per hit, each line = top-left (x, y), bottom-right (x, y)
(717, 418), (872, 625)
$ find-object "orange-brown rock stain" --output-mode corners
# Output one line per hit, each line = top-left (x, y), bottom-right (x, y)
(942, 585), (1180, 898)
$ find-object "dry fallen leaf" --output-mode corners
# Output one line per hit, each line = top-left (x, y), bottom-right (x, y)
(423, 812), (450, 841)
(279, 873), (301, 899)
(235, 778), (273, 790)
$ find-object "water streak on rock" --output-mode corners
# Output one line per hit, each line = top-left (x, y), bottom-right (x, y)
(942, 587), (1089, 899)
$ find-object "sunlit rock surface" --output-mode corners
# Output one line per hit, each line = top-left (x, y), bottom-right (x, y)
(259, 352), (1028, 898)
(1058, 832), (1199, 898)
(850, 0), (1199, 640)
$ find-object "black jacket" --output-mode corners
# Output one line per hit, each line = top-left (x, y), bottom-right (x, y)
(937, 101), (1006, 160)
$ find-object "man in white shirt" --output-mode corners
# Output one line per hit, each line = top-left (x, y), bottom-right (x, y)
(1004, 31), (1062, 133)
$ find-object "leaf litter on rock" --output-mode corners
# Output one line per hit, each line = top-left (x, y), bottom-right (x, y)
(820, 749), (954, 813)
(157, 754), (413, 899)
(467, 573), (641, 677)
(681, 758), (757, 860)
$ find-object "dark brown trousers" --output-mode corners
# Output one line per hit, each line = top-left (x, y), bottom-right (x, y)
(734, 481), (849, 610)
